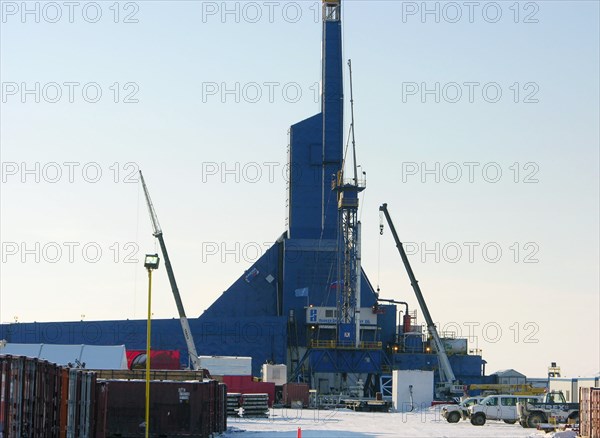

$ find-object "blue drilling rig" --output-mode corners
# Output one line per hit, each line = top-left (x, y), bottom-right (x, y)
(196, 0), (390, 392)
(0, 0), (491, 398)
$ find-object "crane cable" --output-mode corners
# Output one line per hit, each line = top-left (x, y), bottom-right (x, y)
(377, 211), (384, 294)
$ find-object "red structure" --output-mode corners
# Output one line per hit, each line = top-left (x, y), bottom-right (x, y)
(221, 375), (275, 406)
(126, 350), (181, 370)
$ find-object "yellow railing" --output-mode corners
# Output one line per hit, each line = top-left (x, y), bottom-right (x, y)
(310, 340), (382, 350)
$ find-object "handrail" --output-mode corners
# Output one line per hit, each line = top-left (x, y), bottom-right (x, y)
(310, 340), (382, 350)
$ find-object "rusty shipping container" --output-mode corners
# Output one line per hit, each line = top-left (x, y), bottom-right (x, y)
(97, 379), (225, 437)
(93, 369), (208, 382)
(65, 368), (97, 438)
(283, 383), (310, 408)
(215, 383), (227, 434)
(0, 355), (62, 437)
(0, 354), (98, 438)
(580, 387), (600, 438)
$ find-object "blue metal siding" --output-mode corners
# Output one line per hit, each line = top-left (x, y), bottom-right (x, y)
(376, 303), (398, 346)
(393, 353), (487, 382)
(309, 349), (383, 374)
(193, 316), (287, 376)
(282, 239), (339, 346)
(321, 19), (343, 241)
(288, 114), (324, 240)
(0, 317), (287, 377)
(202, 239), (281, 317)
(287, 19), (343, 242)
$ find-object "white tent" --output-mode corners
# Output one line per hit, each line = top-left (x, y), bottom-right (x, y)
(0, 342), (128, 369)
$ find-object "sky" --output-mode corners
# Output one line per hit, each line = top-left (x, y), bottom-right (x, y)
(1, 1), (598, 379)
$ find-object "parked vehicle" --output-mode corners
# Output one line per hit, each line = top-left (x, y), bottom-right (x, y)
(468, 394), (543, 426)
(441, 397), (484, 423)
(517, 391), (579, 428)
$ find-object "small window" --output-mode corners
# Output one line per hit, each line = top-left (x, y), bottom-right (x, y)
(325, 310), (334, 317)
(485, 397), (498, 406)
(501, 397), (516, 406)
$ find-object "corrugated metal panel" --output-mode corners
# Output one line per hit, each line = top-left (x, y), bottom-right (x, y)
(93, 369), (207, 381)
(0, 354), (84, 438)
(66, 368), (77, 437)
(215, 383), (227, 433)
(283, 383), (309, 407)
(60, 367), (69, 438)
(99, 379), (225, 437)
(580, 387), (600, 438)
(94, 381), (108, 438)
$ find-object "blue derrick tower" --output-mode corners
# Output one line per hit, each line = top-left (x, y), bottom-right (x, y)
(200, 0), (389, 387)
(0, 0), (491, 394)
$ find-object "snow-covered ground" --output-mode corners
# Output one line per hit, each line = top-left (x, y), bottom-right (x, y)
(224, 408), (548, 437)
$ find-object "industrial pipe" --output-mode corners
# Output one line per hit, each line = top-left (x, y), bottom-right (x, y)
(376, 298), (410, 335)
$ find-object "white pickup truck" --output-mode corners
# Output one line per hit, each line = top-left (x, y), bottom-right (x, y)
(441, 397), (484, 423)
(468, 394), (543, 426)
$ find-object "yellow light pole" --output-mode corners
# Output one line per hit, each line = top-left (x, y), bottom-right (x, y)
(144, 253), (160, 438)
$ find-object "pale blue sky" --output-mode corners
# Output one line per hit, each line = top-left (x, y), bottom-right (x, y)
(1, 1), (598, 377)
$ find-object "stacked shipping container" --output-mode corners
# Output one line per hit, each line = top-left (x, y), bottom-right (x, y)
(0, 354), (96, 437)
(580, 387), (600, 438)
(95, 379), (226, 437)
(1, 355), (227, 438)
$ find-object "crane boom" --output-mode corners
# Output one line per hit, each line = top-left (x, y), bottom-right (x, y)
(379, 203), (461, 398)
(139, 171), (201, 370)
